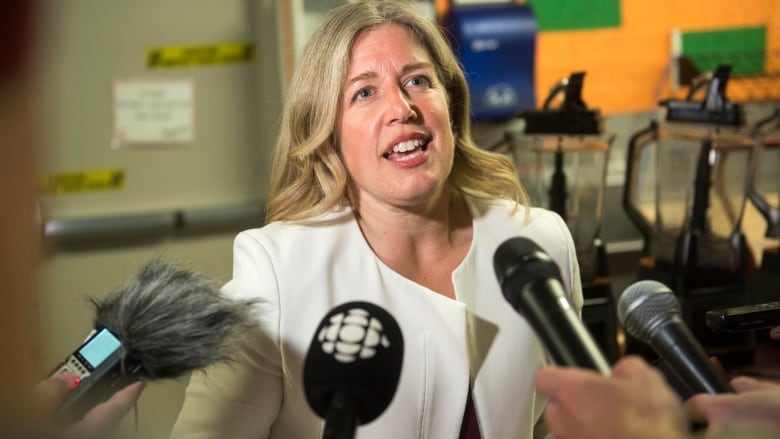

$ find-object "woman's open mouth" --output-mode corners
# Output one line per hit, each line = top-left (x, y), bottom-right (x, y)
(383, 138), (430, 161)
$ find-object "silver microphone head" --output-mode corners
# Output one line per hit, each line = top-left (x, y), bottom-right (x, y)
(617, 280), (680, 343)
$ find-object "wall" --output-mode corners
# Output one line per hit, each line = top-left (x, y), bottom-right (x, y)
(438, 0), (780, 113)
(537, 0), (780, 113)
(36, 1), (284, 438)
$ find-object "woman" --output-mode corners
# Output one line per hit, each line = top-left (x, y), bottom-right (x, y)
(171, 1), (582, 438)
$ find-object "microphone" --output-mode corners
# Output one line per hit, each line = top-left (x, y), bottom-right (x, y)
(493, 236), (611, 375)
(50, 259), (259, 425)
(617, 280), (734, 394)
(303, 301), (403, 439)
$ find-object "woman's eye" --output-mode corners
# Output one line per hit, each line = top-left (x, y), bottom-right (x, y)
(353, 87), (374, 101)
(406, 76), (431, 88)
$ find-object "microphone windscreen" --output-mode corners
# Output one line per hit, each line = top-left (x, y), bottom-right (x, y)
(303, 301), (403, 425)
(494, 236), (562, 292)
(617, 279), (680, 342)
(91, 259), (259, 379)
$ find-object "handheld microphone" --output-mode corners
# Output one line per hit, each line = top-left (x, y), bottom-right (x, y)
(49, 259), (259, 425)
(493, 236), (610, 375)
(617, 280), (734, 395)
(303, 301), (403, 439)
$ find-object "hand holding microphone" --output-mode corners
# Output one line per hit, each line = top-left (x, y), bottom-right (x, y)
(528, 270), (774, 439)
(303, 301), (403, 439)
(533, 276), (730, 439)
(493, 236), (610, 374)
(497, 238), (685, 438)
(535, 355), (690, 439)
(32, 370), (146, 439)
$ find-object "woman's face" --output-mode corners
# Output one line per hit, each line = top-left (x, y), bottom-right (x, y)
(336, 24), (454, 211)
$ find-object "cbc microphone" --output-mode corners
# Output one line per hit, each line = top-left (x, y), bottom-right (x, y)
(303, 301), (403, 439)
(494, 236), (611, 375)
(50, 259), (258, 425)
(618, 280), (733, 395)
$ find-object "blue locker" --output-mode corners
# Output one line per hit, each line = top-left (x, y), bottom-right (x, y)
(443, 3), (537, 121)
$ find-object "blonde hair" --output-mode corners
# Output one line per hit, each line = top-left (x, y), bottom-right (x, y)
(266, 0), (527, 224)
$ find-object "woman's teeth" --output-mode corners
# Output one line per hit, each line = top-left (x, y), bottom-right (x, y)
(393, 139), (424, 153)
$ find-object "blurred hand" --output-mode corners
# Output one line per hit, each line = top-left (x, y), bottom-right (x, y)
(534, 355), (688, 439)
(32, 372), (145, 438)
(770, 325), (780, 340)
(685, 376), (780, 438)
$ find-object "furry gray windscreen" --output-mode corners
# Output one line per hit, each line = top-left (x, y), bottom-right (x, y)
(91, 259), (259, 379)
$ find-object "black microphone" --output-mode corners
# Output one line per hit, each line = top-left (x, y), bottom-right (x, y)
(50, 259), (259, 425)
(493, 236), (611, 375)
(617, 280), (734, 394)
(303, 301), (403, 439)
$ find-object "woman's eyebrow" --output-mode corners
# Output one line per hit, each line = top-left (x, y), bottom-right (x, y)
(400, 62), (434, 75)
(346, 62), (435, 88)
(346, 71), (377, 88)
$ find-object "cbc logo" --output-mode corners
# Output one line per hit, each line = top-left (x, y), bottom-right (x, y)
(317, 307), (390, 363)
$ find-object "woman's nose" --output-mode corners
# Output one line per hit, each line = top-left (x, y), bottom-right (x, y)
(385, 88), (417, 123)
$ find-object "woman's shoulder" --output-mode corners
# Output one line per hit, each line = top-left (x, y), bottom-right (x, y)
(236, 207), (356, 249)
(469, 196), (563, 226)
(470, 197), (572, 252)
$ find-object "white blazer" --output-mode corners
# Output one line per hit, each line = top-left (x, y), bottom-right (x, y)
(171, 198), (582, 439)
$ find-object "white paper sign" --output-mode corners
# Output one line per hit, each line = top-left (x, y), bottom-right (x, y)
(113, 80), (194, 144)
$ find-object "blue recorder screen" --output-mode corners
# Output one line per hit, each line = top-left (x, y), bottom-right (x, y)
(79, 329), (122, 368)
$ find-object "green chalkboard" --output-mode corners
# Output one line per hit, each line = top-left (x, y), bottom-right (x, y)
(682, 27), (766, 76)
(526, 0), (620, 31)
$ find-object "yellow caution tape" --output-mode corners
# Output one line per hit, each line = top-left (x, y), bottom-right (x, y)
(147, 42), (254, 68)
(41, 169), (125, 194)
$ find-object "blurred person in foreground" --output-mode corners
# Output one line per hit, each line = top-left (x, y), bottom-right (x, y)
(535, 327), (780, 439)
(0, 2), (143, 438)
(170, 1), (582, 438)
